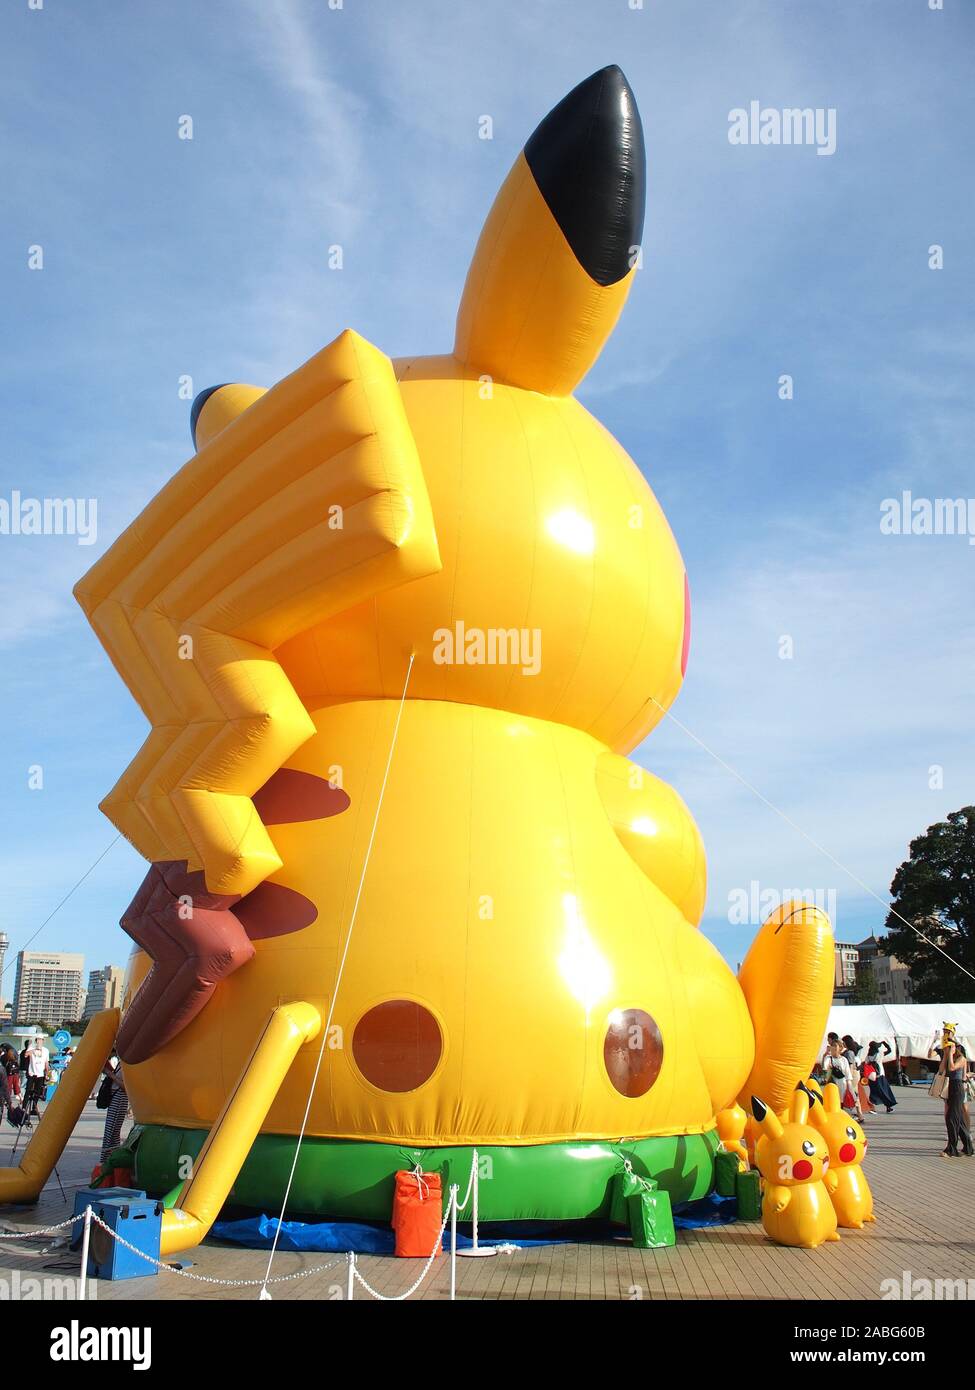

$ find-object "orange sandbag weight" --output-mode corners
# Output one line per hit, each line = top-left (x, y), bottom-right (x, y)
(392, 1169), (444, 1258)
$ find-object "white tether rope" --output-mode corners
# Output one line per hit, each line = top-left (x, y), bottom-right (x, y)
(649, 694), (975, 985)
(259, 653), (416, 1296)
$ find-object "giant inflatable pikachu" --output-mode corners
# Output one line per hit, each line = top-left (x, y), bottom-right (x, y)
(74, 67), (834, 1235)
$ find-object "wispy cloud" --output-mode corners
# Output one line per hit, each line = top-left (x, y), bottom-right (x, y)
(645, 511), (975, 958)
(238, 0), (371, 231)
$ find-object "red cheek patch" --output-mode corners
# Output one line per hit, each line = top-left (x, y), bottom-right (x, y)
(839, 1142), (856, 1163)
(792, 1159), (813, 1181)
(253, 768), (350, 825)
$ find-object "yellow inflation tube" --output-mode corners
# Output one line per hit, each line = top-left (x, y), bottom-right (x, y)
(159, 1001), (321, 1255)
(0, 1009), (119, 1203)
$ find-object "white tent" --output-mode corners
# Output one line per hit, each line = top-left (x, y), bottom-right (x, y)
(823, 1003), (975, 1060)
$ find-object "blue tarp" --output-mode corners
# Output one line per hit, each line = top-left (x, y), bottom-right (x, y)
(211, 1192), (737, 1253)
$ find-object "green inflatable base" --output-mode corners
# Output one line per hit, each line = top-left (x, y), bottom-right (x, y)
(129, 1124), (719, 1222)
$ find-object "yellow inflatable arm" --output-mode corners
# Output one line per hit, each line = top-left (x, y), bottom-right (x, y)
(595, 752), (707, 924)
(74, 330), (441, 896)
(0, 1010), (118, 1203)
(160, 1001), (320, 1255)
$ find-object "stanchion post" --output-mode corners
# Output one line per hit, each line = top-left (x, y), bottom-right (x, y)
(79, 1205), (92, 1301)
(449, 1184), (459, 1301)
(456, 1146), (497, 1259)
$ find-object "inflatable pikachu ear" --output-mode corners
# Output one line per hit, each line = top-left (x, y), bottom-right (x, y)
(454, 65), (645, 396)
(190, 383), (267, 449)
(821, 1081), (842, 1114)
(804, 1093), (830, 1134)
(750, 1095), (784, 1141)
(789, 1084), (811, 1126)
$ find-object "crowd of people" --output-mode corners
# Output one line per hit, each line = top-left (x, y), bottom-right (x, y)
(820, 1033), (899, 1122)
(0, 1035), (129, 1165)
(0, 1035), (53, 1124)
(819, 1029), (973, 1158)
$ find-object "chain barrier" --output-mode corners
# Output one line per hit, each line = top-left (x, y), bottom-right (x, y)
(348, 1149), (503, 1302)
(350, 1200), (454, 1302)
(85, 1213), (344, 1287)
(0, 1214), (82, 1238)
(2, 1147), (512, 1300)
(1, 1212), (342, 1289)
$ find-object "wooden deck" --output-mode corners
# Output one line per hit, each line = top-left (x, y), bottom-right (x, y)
(0, 1086), (971, 1301)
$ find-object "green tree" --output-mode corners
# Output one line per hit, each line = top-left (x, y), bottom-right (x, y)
(851, 968), (879, 1005)
(884, 806), (975, 1001)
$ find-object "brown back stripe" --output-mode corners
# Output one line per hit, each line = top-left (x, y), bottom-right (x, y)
(235, 880), (319, 940)
(252, 767), (351, 825)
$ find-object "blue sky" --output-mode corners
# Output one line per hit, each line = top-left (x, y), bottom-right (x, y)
(1, 0), (973, 997)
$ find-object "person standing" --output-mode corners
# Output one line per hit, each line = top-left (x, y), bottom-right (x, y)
(841, 1034), (872, 1117)
(24, 1036), (50, 1117)
(865, 1040), (897, 1112)
(0, 1046), (14, 1121)
(2, 1046), (21, 1104)
(99, 1051), (129, 1164)
(928, 1031), (973, 1157)
(822, 1039), (863, 1120)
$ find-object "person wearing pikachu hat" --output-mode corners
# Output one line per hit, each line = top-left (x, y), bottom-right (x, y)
(928, 1024), (974, 1158)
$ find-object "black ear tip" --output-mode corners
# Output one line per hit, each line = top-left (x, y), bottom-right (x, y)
(798, 1081), (817, 1104)
(190, 384), (230, 448)
(524, 65), (646, 288)
(750, 1095), (767, 1122)
(589, 63), (628, 88)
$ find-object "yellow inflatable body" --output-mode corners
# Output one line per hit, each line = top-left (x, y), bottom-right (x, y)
(808, 1082), (875, 1229)
(752, 1090), (840, 1249)
(73, 66), (835, 1224)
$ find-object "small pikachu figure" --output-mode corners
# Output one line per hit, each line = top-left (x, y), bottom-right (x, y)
(751, 1088), (839, 1248)
(805, 1081), (874, 1229)
(716, 1103), (749, 1169)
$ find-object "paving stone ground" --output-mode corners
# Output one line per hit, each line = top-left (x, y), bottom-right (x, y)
(0, 1086), (970, 1301)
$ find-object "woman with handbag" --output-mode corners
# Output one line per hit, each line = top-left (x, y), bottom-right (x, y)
(928, 1032), (974, 1157)
(822, 1039), (863, 1120)
(841, 1035), (874, 1116)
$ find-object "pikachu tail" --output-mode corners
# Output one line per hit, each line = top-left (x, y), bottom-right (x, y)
(738, 902), (835, 1118)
